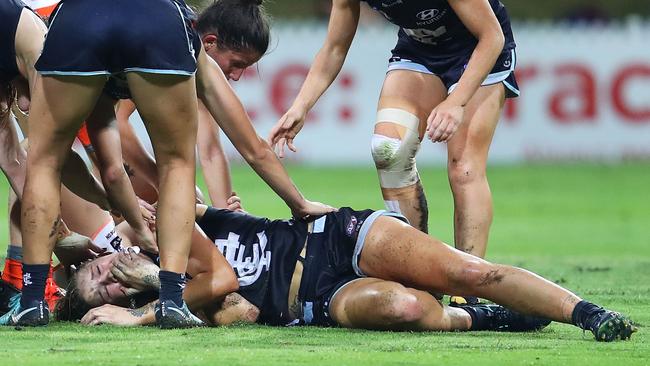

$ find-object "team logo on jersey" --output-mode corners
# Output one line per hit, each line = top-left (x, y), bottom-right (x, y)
(416, 9), (440, 21)
(415, 8), (447, 26)
(23, 273), (32, 286)
(503, 59), (511, 68)
(214, 232), (272, 287)
(346, 216), (358, 236)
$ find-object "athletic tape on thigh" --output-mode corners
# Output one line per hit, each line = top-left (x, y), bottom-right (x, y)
(371, 108), (421, 189)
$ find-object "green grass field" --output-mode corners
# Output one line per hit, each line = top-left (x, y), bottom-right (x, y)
(1, 163), (648, 365)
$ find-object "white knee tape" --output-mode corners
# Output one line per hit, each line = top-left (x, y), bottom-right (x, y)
(371, 108), (421, 189)
(384, 200), (402, 214)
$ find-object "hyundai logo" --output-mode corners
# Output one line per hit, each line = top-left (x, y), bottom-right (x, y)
(416, 9), (439, 21)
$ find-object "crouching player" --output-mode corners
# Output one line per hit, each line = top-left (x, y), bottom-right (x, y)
(63, 204), (635, 341)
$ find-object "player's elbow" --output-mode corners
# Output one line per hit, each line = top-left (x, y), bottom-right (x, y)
(207, 266), (239, 300)
(488, 28), (505, 52)
(240, 140), (272, 166)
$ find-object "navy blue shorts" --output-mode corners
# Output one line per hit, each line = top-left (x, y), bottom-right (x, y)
(388, 43), (520, 99)
(35, 0), (200, 76)
(0, 0), (27, 84)
(298, 208), (408, 327)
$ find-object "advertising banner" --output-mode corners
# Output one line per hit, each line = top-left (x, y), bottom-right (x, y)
(129, 22), (650, 164)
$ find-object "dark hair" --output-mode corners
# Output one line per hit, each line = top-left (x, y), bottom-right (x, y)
(0, 83), (16, 122)
(195, 0), (271, 55)
(54, 274), (93, 322)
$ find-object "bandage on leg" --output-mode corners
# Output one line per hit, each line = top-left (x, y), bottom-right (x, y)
(371, 108), (429, 232)
(371, 108), (422, 189)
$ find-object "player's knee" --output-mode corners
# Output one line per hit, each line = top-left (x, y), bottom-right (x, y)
(370, 108), (422, 190)
(447, 158), (485, 188)
(374, 288), (424, 324)
(448, 261), (496, 291)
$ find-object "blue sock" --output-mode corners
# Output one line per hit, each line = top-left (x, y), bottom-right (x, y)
(571, 300), (603, 330)
(20, 263), (49, 307)
(159, 270), (185, 306)
(6, 245), (23, 260)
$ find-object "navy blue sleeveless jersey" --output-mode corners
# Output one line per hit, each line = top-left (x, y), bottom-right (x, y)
(363, 0), (515, 57)
(197, 208), (308, 326)
(0, 0), (27, 84)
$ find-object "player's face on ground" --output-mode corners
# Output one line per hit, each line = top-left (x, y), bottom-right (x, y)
(77, 254), (131, 307)
(206, 45), (262, 81)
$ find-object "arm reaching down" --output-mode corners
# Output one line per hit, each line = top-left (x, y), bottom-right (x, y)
(268, 0), (360, 157)
(195, 49), (335, 218)
(196, 100), (232, 207)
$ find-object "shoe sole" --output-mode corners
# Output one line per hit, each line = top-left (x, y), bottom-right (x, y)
(158, 316), (201, 329)
(595, 314), (636, 342)
(11, 319), (49, 327)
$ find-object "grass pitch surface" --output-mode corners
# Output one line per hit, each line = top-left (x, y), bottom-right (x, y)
(0, 163), (648, 365)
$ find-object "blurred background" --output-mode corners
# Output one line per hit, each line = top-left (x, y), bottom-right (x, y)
(153, 0), (650, 166)
(188, 0), (650, 21)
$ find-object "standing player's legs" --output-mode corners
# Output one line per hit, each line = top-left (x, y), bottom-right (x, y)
(329, 278), (471, 331)
(372, 70), (447, 233)
(19, 75), (105, 324)
(357, 216), (635, 340)
(126, 72), (198, 317)
(446, 84), (505, 258)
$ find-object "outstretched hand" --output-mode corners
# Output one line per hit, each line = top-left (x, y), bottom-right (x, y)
(81, 304), (143, 326)
(268, 106), (308, 158)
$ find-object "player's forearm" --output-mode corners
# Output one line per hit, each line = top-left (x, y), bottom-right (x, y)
(197, 55), (308, 213)
(183, 270), (237, 312)
(197, 103), (232, 207)
(199, 152), (232, 208)
(0, 113), (27, 199)
(118, 112), (159, 189)
(446, 31), (504, 107)
(127, 301), (157, 326)
(293, 0), (360, 112)
(199, 103), (306, 212)
(61, 149), (112, 211)
(291, 44), (349, 112)
(245, 143), (307, 212)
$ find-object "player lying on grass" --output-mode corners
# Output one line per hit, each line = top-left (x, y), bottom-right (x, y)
(50, 204), (242, 326)
(59, 204), (635, 341)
